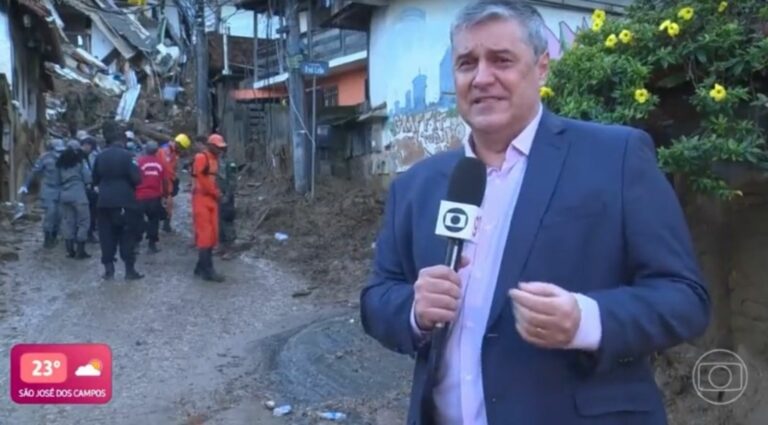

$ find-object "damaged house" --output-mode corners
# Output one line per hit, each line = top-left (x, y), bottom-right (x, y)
(1, 0), (65, 202)
(1, 0), (193, 201)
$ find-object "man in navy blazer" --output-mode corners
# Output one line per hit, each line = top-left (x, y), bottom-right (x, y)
(360, 1), (711, 424)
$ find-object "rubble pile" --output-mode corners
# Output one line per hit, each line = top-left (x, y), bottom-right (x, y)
(235, 175), (386, 303)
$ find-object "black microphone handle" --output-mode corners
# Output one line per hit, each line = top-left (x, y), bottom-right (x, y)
(444, 238), (464, 272)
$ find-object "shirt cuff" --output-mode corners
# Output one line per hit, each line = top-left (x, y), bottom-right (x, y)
(566, 293), (602, 351)
(410, 303), (432, 341)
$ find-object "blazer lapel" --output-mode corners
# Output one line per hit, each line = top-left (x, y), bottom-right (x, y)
(485, 111), (569, 331)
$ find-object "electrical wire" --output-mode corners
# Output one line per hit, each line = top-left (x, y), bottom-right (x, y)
(268, 0), (317, 149)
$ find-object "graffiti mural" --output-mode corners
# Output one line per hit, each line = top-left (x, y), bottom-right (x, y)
(386, 109), (467, 167)
(370, 1), (590, 173)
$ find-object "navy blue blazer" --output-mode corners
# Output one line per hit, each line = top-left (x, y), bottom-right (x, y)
(360, 110), (711, 425)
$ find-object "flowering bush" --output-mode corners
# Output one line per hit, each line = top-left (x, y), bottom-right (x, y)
(543, 0), (768, 199)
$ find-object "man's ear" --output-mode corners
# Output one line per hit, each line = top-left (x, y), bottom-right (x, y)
(537, 52), (550, 85)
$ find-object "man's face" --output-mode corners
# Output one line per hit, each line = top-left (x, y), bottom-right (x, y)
(82, 144), (92, 154)
(452, 18), (549, 136)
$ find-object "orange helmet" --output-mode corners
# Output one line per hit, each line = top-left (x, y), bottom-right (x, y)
(207, 133), (227, 148)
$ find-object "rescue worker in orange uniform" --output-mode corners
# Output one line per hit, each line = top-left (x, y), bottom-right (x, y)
(158, 133), (190, 232)
(192, 134), (227, 282)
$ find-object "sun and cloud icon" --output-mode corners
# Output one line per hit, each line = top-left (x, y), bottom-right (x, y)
(74, 359), (103, 377)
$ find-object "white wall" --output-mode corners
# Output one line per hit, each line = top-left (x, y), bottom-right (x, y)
(0, 11), (12, 85)
(90, 25), (114, 60)
(368, 0), (591, 173)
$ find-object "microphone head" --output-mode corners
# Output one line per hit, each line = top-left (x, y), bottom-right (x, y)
(447, 156), (487, 207)
(434, 156), (487, 241)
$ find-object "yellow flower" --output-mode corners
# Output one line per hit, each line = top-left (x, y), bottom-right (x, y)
(677, 7), (694, 21)
(634, 88), (650, 104)
(709, 83), (727, 102)
(592, 19), (604, 32)
(718, 2), (728, 13)
(592, 9), (606, 23)
(667, 22), (681, 37)
(605, 34), (618, 48)
(540, 86), (554, 99)
(619, 29), (633, 44)
(659, 19), (672, 31)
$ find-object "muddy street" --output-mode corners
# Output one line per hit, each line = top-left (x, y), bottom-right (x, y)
(0, 189), (412, 425)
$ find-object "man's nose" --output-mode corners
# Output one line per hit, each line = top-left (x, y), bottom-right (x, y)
(472, 61), (495, 87)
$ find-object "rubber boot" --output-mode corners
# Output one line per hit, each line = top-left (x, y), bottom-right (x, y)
(162, 220), (172, 233)
(202, 249), (225, 282)
(51, 230), (59, 247)
(75, 242), (91, 259)
(148, 241), (160, 254)
(103, 263), (115, 280)
(65, 240), (76, 258)
(194, 249), (205, 276)
(43, 232), (55, 249)
(125, 263), (144, 281)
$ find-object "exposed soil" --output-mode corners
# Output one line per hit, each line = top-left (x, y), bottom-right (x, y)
(227, 173), (385, 306)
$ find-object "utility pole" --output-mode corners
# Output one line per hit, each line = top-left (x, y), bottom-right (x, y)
(285, 0), (309, 194)
(307, 1), (316, 199)
(252, 11), (259, 83)
(195, 0), (210, 136)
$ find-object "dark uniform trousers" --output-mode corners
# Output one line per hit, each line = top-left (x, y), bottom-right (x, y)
(137, 198), (165, 243)
(97, 207), (141, 266)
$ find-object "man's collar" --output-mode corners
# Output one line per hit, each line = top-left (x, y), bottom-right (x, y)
(464, 102), (545, 159)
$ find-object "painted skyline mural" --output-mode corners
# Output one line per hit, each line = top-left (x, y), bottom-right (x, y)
(368, 0), (591, 173)
(385, 6), (587, 117)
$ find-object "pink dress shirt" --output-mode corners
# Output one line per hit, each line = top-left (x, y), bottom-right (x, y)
(410, 104), (602, 425)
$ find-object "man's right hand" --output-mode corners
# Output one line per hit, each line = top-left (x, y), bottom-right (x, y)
(413, 258), (468, 331)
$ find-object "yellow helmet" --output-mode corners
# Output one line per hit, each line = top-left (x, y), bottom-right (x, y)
(174, 133), (191, 149)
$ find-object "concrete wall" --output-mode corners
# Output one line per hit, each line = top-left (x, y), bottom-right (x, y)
(367, 0), (590, 175)
(318, 68), (367, 106)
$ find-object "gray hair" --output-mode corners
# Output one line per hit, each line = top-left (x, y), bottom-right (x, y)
(450, 0), (549, 58)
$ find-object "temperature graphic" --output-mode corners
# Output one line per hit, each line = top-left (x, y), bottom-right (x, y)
(20, 352), (68, 384)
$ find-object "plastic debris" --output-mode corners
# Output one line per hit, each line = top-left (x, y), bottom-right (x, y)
(274, 232), (289, 241)
(272, 405), (292, 416)
(318, 411), (347, 421)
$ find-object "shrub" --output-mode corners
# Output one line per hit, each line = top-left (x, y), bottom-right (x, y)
(543, 0), (768, 199)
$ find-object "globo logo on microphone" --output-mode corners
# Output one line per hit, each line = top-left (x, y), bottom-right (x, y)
(443, 208), (469, 232)
(435, 201), (480, 241)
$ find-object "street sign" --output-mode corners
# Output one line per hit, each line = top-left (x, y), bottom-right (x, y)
(300, 61), (330, 76)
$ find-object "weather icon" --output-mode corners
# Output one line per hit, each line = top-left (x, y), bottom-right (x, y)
(74, 359), (103, 377)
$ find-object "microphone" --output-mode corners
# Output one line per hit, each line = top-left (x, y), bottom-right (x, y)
(435, 156), (487, 271)
(429, 156), (486, 353)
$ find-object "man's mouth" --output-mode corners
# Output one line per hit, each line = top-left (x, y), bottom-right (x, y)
(473, 97), (503, 105)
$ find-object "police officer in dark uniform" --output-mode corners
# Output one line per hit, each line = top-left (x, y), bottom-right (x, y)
(91, 121), (144, 281)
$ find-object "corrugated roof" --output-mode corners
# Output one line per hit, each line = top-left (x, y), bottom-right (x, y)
(95, 1), (155, 52)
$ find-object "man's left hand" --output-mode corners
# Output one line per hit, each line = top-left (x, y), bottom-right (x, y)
(509, 282), (581, 349)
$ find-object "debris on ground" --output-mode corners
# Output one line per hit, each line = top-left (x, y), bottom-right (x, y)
(235, 174), (385, 304)
(317, 411), (348, 421)
(272, 404), (293, 416)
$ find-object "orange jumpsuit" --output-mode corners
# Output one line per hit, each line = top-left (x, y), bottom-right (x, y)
(158, 144), (179, 219)
(192, 151), (220, 249)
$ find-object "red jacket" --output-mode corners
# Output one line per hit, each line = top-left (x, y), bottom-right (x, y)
(135, 154), (166, 200)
